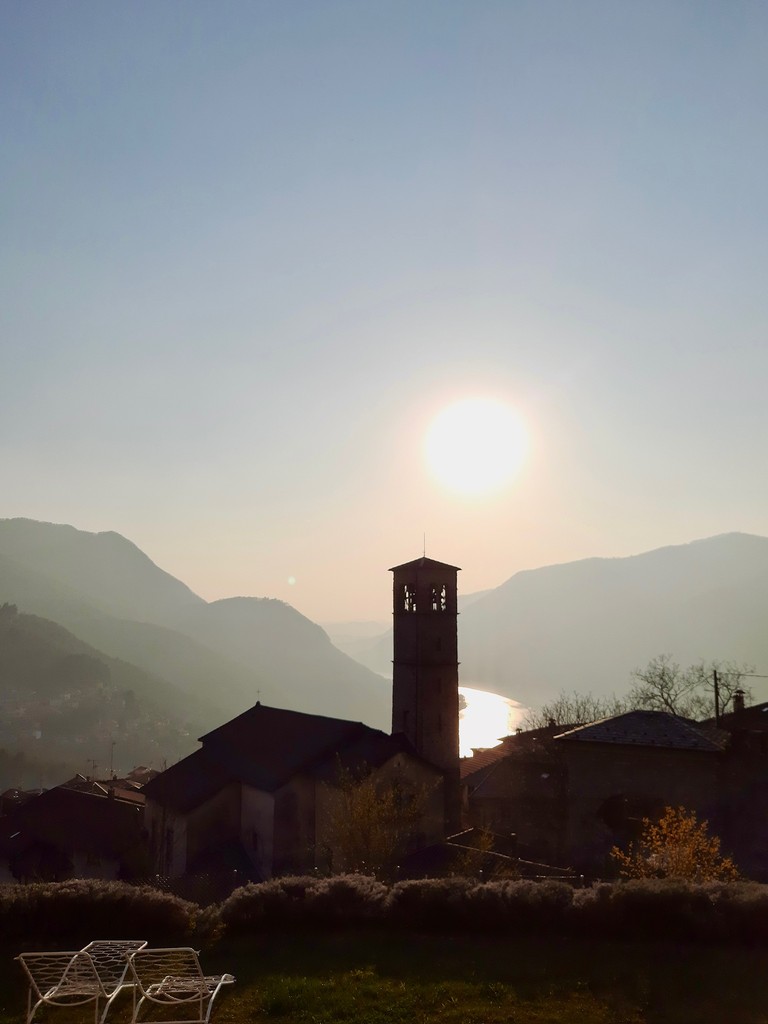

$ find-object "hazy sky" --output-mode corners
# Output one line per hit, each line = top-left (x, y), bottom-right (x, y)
(3, 1), (768, 623)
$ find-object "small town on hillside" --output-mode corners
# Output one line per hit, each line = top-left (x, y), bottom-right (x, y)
(2, 554), (768, 892)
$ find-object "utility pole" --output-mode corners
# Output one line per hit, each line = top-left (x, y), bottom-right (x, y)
(713, 669), (720, 727)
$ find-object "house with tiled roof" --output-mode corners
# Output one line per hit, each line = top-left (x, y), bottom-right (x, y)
(0, 778), (146, 882)
(555, 711), (728, 871)
(142, 703), (445, 879)
(463, 711), (734, 874)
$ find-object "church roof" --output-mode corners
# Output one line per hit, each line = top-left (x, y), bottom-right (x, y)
(389, 556), (461, 573)
(142, 704), (430, 811)
(555, 710), (726, 752)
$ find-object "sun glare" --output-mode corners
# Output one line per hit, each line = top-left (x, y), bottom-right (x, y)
(424, 398), (528, 496)
(459, 686), (526, 757)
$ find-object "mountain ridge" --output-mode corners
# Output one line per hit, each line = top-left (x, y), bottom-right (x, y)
(0, 518), (390, 736)
(4, 520), (768, 738)
(330, 532), (768, 709)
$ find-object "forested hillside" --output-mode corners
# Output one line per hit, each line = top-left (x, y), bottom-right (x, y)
(0, 603), (219, 784)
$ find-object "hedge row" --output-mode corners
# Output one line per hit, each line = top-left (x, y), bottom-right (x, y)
(216, 875), (768, 942)
(0, 879), (197, 946)
(5, 875), (768, 945)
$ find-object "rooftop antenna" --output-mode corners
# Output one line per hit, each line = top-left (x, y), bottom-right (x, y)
(423, 533), (426, 557)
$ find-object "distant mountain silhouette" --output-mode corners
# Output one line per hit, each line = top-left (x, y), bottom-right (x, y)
(0, 519), (202, 623)
(7, 520), (766, 737)
(169, 597), (389, 723)
(332, 534), (768, 709)
(0, 519), (390, 734)
(457, 533), (768, 705)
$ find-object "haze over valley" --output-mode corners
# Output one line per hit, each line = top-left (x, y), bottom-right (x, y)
(3, 518), (768, 786)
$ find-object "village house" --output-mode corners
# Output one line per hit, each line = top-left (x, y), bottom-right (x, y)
(0, 774), (146, 882)
(463, 707), (768, 877)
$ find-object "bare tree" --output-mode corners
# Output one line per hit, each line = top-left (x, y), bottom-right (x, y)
(627, 654), (752, 720)
(524, 656), (754, 731)
(524, 691), (630, 730)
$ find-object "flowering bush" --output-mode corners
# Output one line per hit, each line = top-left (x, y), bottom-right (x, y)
(611, 806), (739, 882)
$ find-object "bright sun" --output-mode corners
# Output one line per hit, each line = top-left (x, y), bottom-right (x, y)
(424, 397), (528, 496)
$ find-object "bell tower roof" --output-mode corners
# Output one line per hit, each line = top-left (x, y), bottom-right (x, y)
(389, 556), (461, 573)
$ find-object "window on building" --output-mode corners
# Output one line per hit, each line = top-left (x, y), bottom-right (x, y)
(431, 584), (448, 611)
(403, 583), (416, 612)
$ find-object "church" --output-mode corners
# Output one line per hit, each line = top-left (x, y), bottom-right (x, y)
(142, 555), (462, 879)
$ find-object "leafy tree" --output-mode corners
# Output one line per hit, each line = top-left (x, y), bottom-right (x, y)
(610, 806), (739, 882)
(324, 762), (433, 879)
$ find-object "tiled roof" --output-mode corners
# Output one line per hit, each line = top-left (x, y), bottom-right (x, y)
(199, 703), (374, 789)
(0, 786), (143, 857)
(460, 746), (506, 779)
(460, 724), (578, 781)
(141, 748), (234, 813)
(143, 703), (414, 809)
(707, 702), (768, 732)
(555, 710), (726, 751)
(311, 730), (433, 783)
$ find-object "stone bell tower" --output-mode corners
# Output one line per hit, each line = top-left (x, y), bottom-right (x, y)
(390, 556), (460, 830)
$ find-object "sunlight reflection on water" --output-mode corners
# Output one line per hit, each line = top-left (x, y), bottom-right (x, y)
(458, 686), (526, 758)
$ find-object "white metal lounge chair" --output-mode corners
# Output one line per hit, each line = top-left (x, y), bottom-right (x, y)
(127, 947), (235, 1024)
(81, 940), (148, 1022)
(16, 951), (107, 1024)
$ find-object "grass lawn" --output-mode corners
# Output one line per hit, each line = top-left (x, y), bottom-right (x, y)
(3, 930), (768, 1024)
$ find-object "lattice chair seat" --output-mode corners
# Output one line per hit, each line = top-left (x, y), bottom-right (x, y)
(81, 940), (148, 1021)
(127, 947), (235, 1024)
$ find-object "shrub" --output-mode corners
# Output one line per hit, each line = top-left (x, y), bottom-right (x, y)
(611, 806), (739, 882)
(217, 876), (323, 933)
(385, 877), (479, 930)
(305, 874), (389, 925)
(572, 879), (717, 940)
(217, 874), (390, 933)
(466, 879), (574, 932)
(702, 881), (768, 943)
(0, 879), (198, 946)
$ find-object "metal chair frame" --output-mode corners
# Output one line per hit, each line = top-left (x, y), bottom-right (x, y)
(127, 946), (235, 1024)
(15, 951), (106, 1024)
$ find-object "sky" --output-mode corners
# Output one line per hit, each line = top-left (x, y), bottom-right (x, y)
(2, 1), (768, 624)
